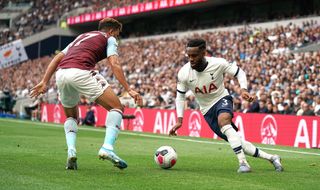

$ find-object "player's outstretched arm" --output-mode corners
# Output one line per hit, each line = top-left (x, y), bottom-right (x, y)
(107, 55), (143, 106)
(169, 90), (186, 136)
(30, 52), (64, 98)
(235, 67), (256, 102)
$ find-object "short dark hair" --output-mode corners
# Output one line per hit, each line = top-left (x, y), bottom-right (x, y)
(187, 38), (206, 50)
(98, 18), (122, 31)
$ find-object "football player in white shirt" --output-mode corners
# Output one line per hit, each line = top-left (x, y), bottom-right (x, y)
(169, 39), (283, 173)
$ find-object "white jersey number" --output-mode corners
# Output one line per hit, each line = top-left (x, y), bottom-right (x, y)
(71, 33), (99, 47)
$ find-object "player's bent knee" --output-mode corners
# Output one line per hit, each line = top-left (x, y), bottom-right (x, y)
(217, 113), (232, 127)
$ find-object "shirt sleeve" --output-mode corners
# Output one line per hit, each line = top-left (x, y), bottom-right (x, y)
(176, 68), (187, 118)
(106, 36), (119, 57)
(220, 58), (239, 76)
(176, 69), (188, 94)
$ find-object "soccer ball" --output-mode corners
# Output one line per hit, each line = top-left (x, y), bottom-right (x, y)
(154, 146), (178, 169)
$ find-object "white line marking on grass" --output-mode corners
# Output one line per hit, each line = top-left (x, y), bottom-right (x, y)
(121, 132), (320, 156)
(2, 119), (320, 156)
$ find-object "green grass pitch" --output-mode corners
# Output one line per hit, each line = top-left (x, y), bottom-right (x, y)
(0, 118), (319, 190)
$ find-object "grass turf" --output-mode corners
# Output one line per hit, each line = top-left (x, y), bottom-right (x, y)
(0, 118), (319, 190)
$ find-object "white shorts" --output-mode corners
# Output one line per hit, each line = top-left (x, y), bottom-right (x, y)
(55, 68), (109, 108)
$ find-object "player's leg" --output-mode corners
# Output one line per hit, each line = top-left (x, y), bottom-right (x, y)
(205, 96), (250, 173)
(95, 87), (127, 169)
(218, 112), (251, 173)
(55, 69), (80, 170)
(240, 138), (283, 171)
(77, 70), (127, 169)
(63, 106), (79, 170)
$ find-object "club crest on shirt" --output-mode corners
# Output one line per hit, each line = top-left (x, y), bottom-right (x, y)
(210, 72), (214, 80)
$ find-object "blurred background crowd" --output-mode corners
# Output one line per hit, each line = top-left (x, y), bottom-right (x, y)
(0, 0), (319, 119)
(1, 21), (319, 117)
(0, 0), (153, 45)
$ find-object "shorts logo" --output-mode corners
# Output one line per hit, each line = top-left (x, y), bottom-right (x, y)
(53, 105), (61, 123)
(188, 111), (202, 137)
(260, 115), (278, 145)
(133, 109), (144, 132)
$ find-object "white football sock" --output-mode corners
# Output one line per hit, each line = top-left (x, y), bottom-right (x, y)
(241, 139), (273, 160)
(64, 117), (78, 152)
(102, 109), (122, 151)
(221, 124), (247, 164)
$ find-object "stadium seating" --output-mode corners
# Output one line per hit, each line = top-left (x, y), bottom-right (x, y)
(1, 20), (319, 116)
(0, 0), (151, 46)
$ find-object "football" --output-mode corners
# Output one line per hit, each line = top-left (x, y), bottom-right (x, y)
(154, 146), (178, 169)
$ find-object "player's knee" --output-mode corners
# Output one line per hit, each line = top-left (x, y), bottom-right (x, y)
(217, 113), (232, 127)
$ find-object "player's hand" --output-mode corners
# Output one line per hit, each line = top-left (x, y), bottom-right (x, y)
(240, 88), (256, 102)
(169, 122), (182, 136)
(128, 89), (143, 107)
(30, 81), (47, 98)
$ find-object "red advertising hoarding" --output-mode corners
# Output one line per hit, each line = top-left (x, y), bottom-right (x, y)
(67, 0), (207, 25)
(41, 104), (320, 149)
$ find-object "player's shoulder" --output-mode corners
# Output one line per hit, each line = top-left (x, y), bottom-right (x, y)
(107, 36), (117, 45)
(206, 56), (228, 65)
(177, 62), (191, 80)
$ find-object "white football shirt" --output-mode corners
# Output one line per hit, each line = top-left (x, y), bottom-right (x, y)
(177, 56), (239, 114)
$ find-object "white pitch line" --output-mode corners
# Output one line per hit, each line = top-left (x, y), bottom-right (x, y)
(2, 119), (320, 156)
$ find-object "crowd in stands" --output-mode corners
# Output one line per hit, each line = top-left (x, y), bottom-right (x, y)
(1, 21), (319, 117)
(0, 0), (151, 45)
(2, 0), (320, 46)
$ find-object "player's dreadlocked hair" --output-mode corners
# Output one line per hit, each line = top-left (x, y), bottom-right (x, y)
(187, 39), (206, 50)
(98, 18), (122, 31)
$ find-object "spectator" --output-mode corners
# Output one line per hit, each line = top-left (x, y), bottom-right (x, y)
(301, 102), (315, 116)
(259, 100), (268, 113)
(80, 105), (96, 126)
(24, 97), (42, 120)
(281, 103), (294, 115)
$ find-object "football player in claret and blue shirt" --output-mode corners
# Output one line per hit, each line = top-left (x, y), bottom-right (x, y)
(31, 18), (143, 170)
(169, 38), (283, 173)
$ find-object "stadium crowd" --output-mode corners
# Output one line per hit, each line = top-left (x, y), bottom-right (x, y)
(1, 21), (319, 117)
(0, 0), (151, 45)
(2, 0), (320, 46)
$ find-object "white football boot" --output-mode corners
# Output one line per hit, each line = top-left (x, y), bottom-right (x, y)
(270, 155), (284, 172)
(98, 147), (127, 169)
(237, 161), (251, 173)
(66, 149), (77, 170)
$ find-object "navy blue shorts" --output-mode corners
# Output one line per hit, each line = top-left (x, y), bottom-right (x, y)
(204, 95), (238, 142)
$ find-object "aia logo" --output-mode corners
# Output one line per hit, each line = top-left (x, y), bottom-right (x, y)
(133, 109), (144, 132)
(261, 115), (278, 145)
(188, 111), (202, 137)
(53, 105), (61, 123)
(195, 82), (217, 94)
